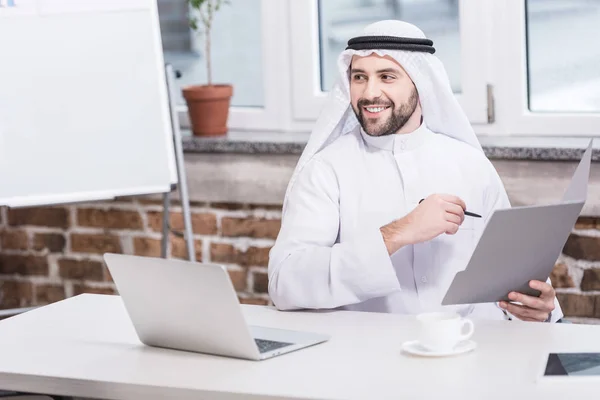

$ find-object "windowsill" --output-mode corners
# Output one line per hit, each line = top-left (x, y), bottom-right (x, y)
(182, 130), (599, 161)
(181, 130), (309, 154)
(477, 135), (599, 161)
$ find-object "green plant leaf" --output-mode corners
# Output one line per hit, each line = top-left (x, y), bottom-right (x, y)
(189, 0), (206, 9)
(189, 17), (198, 30)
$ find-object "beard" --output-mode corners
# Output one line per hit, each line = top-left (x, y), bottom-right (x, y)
(353, 87), (419, 137)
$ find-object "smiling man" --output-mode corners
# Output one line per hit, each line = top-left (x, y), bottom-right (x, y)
(268, 20), (562, 323)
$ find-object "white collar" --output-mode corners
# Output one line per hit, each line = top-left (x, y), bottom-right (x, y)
(360, 122), (434, 153)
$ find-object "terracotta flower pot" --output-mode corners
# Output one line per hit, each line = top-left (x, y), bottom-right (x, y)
(182, 84), (233, 137)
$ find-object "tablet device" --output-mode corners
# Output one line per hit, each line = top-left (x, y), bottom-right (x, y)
(543, 353), (600, 377)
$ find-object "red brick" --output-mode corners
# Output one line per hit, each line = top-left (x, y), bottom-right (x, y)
(253, 272), (269, 293)
(245, 247), (271, 267)
(228, 269), (248, 291)
(176, 212), (217, 235)
(170, 236), (202, 260)
(35, 284), (65, 305)
(0, 230), (29, 250)
(249, 204), (282, 211)
(563, 234), (600, 261)
(550, 263), (575, 289)
(209, 202), (249, 211)
(221, 217), (281, 239)
(73, 284), (116, 296)
(133, 237), (162, 258)
(8, 207), (69, 229)
(211, 243), (241, 265)
(238, 296), (270, 306)
(146, 211), (217, 235)
(0, 255), (48, 276)
(556, 293), (597, 318)
(71, 234), (122, 254)
(58, 258), (104, 281)
(581, 268), (600, 291)
(146, 212), (165, 231)
(210, 244), (271, 267)
(137, 197), (165, 205)
(209, 203), (282, 211)
(33, 233), (66, 253)
(0, 281), (34, 308)
(575, 217), (598, 230)
(77, 208), (143, 230)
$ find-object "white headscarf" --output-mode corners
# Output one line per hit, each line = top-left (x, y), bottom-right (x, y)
(283, 20), (482, 214)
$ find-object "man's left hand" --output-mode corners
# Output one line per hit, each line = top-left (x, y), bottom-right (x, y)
(499, 280), (555, 322)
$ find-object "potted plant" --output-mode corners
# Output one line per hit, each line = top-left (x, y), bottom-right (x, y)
(184, 0), (232, 137)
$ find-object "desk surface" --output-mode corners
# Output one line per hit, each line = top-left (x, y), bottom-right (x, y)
(0, 294), (599, 400)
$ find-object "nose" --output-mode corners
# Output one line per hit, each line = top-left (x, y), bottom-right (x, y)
(364, 79), (382, 100)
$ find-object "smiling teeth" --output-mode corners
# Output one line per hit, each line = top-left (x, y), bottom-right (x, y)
(366, 107), (386, 112)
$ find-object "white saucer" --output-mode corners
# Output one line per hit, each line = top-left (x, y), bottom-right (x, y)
(401, 340), (477, 357)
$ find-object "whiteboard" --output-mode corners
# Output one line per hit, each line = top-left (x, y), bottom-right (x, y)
(0, 0), (177, 207)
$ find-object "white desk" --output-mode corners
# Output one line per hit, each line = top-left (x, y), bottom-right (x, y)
(0, 294), (599, 400)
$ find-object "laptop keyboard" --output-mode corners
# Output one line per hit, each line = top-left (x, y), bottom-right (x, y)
(254, 338), (293, 353)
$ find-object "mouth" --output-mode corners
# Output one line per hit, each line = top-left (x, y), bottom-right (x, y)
(362, 105), (391, 117)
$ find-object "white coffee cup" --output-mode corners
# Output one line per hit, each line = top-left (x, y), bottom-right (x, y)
(416, 312), (474, 352)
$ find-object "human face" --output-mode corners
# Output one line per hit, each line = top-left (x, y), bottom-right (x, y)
(350, 54), (419, 137)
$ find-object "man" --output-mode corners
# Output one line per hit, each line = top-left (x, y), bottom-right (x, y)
(268, 20), (562, 322)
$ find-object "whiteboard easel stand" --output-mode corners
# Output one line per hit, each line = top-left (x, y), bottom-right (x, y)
(161, 64), (195, 262)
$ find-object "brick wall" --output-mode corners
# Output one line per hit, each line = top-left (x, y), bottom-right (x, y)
(0, 199), (599, 323)
(0, 198), (279, 310)
(552, 217), (600, 323)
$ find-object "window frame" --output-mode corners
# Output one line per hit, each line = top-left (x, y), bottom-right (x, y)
(490, 0), (600, 137)
(177, 0), (293, 132)
(173, 0), (600, 140)
(288, 0), (491, 124)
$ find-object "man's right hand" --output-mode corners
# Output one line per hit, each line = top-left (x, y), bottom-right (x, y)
(380, 194), (466, 255)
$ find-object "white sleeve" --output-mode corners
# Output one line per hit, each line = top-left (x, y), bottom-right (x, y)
(484, 163), (564, 323)
(268, 157), (401, 311)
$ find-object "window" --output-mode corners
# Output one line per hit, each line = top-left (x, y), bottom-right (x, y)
(157, 0), (600, 139)
(497, 0), (600, 136)
(290, 0), (489, 124)
(318, 0), (461, 93)
(157, 0), (289, 132)
(158, 0), (264, 107)
(526, 0), (600, 113)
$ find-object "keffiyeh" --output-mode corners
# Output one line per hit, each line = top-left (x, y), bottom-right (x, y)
(284, 20), (481, 213)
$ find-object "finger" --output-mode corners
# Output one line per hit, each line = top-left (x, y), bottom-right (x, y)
(502, 302), (548, 322)
(507, 291), (548, 311)
(445, 222), (459, 235)
(501, 303), (541, 321)
(439, 194), (467, 211)
(445, 213), (462, 226)
(444, 202), (465, 221)
(530, 280), (555, 299)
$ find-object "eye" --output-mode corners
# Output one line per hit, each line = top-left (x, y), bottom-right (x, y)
(381, 74), (395, 81)
(352, 74), (367, 82)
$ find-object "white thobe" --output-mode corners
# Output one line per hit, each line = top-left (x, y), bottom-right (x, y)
(268, 123), (563, 322)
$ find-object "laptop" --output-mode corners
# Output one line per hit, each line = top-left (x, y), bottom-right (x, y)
(103, 253), (330, 361)
(442, 139), (593, 305)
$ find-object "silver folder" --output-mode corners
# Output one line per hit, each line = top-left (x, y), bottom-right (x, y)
(442, 140), (593, 305)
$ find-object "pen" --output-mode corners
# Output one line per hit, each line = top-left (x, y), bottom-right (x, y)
(419, 199), (482, 218)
